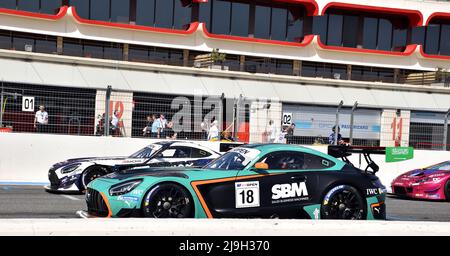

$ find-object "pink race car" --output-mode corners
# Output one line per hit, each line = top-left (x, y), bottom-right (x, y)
(391, 161), (450, 201)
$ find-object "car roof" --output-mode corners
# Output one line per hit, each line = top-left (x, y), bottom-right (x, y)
(239, 143), (336, 161)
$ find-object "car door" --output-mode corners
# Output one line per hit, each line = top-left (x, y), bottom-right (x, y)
(234, 150), (327, 218)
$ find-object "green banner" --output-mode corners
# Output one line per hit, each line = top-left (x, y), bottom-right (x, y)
(386, 147), (414, 162)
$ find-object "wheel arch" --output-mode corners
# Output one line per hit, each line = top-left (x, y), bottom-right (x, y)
(140, 181), (196, 217)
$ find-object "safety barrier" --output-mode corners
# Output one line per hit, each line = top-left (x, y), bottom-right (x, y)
(0, 133), (449, 190)
(1, 218), (450, 236)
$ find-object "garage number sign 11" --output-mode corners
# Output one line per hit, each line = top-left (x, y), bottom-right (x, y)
(386, 147), (414, 162)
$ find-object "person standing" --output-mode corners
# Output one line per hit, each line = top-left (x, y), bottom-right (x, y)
(151, 115), (162, 138)
(200, 118), (210, 140)
(328, 125), (344, 145)
(285, 123), (296, 144)
(266, 120), (277, 143)
(110, 110), (120, 136)
(34, 105), (48, 133)
(208, 120), (220, 141)
(142, 115), (154, 137)
(159, 114), (167, 138)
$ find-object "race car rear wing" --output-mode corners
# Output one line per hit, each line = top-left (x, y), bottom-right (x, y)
(328, 145), (386, 174)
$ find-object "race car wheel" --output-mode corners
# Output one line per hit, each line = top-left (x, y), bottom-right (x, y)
(444, 179), (450, 202)
(81, 166), (106, 191)
(320, 185), (366, 220)
(142, 183), (193, 218)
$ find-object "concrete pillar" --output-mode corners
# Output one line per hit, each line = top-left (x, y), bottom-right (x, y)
(57, 37), (63, 55)
(183, 49), (189, 67)
(240, 55), (246, 72)
(293, 60), (301, 76)
(347, 64), (352, 80)
(394, 68), (400, 83)
(123, 44), (129, 61)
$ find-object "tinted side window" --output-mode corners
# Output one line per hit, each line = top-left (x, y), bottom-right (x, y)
(259, 151), (335, 170)
(190, 148), (212, 158)
(303, 153), (335, 169)
(259, 151), (304, 170)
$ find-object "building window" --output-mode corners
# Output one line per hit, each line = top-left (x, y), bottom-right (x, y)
(230, 2), (249, 37)
(63, 38), (123, 60)
(0, 0), (16, 9)
(69, 0), (90, 19)
(128, 44), (184, 65)
(0, 0), (62, 15)
(321, 9), (411, 52)
(352, 65), (394, 83)
(424, 19), (450, 56)
(0, 30), (57, 54)
(69, 0), (193, 30)
(110, 0), (130, 23)
(301, 61), (347, 80)
(204, 0), (308, 43)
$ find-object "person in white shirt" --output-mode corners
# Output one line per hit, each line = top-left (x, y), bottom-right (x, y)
(110, 110), (120, 136)
(34, 105), (48, 133)
(208, 120), (220, 141)
(266, 120), (277, 143)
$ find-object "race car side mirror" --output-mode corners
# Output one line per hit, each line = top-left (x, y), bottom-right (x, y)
(254, 162), (269, 170)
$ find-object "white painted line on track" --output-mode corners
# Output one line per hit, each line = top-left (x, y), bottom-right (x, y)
(61, 195), (80, 201)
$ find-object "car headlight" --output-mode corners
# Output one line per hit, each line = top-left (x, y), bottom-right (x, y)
(109, 179), (142, 196)
(61, 163), (81, 174)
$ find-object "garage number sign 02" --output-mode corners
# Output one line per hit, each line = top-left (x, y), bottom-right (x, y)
(386, 147), (414, 162)
(22, 96), (35, 112)
(282, 113), (292, 125)
(235, 181), (260, 208)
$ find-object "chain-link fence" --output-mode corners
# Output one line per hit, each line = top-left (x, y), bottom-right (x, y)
(1, 82), (449, 151)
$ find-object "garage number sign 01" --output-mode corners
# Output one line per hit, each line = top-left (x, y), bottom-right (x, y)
(22, 96), (35, 112)
(386, 147), (414, 162)
(235, 181), (260, 208)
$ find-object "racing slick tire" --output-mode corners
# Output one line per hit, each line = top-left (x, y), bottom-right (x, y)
(320, 185), (367, 220)
(444, 179), (450, 202)
(142, 183), (194, 218)
(81, 166), (107, 192)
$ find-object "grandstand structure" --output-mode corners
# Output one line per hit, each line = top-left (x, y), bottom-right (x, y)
(0, 0), (449, 149)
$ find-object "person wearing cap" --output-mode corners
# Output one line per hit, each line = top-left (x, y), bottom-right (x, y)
(34, 105), (48, 133)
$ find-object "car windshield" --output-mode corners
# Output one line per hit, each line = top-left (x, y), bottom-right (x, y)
(428, 162), (450, 171)
(204, 147), (260, 170)
(129, 144), (163, 159)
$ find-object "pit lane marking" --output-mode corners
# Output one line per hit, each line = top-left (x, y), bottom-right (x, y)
(61, 195), (81, 201)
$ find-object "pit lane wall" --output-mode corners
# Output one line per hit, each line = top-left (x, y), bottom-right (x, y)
(0, 133), (449, 191)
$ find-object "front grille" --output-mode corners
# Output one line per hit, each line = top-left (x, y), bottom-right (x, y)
(86, 188), (109, 217)
(48, 169), (60, 188)
(393, 186), (407, 195)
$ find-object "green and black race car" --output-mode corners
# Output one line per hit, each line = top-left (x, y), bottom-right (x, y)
(78, 144), (387, 220)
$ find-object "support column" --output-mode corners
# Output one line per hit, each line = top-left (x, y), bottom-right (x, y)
(240, 55), (246, 72)
(183, 49), (189, 67)
(123, 44), (129, 61)
(293, 60), (301, 76)
(347, 64), (352, 80)
(394, 68), (400, 83)
(57, 37), (63, 55)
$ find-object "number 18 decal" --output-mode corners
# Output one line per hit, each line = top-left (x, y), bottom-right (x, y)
(235, 181), (260, 208)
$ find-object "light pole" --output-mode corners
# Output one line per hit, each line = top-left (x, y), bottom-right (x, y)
(349, 101), (358, 145)
(443, 107), (450, 151)
(334, 100), (344, 145)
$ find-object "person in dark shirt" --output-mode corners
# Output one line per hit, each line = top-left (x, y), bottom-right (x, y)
(328, 125), (344, 145)
(165, 121), (177, 139)
(286, 123), (296, 144)
(143, 115), (154, 137)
